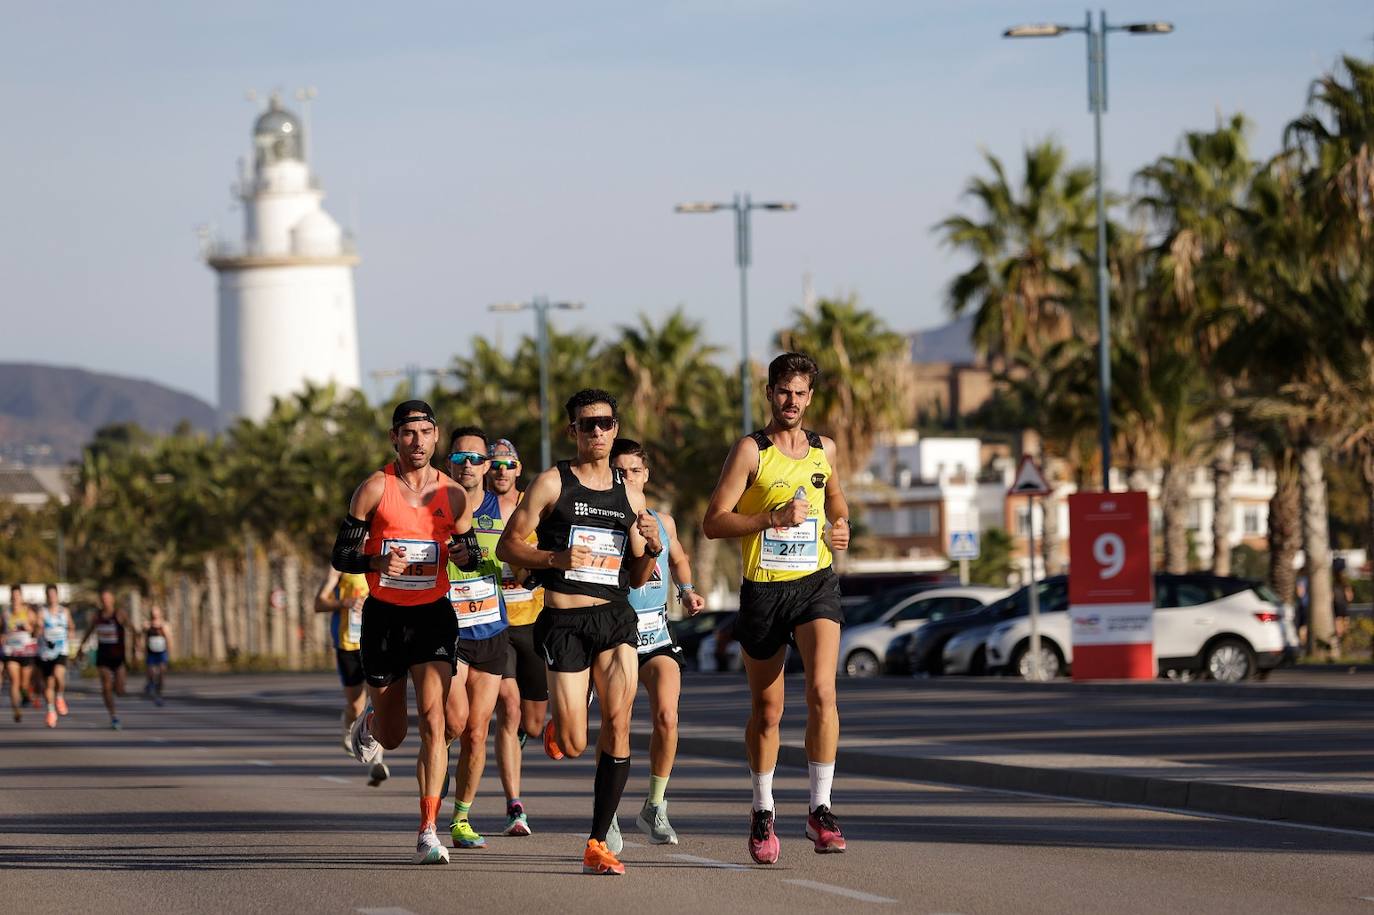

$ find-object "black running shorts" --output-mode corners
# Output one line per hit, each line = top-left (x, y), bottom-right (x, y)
(335, 649), (365, 688)
(504, 622), (549, 701)
(736, 567), (843, 661)
(37, 656), (66, 678)
(534, 601), (637, 673)
(359, 595), (458, 688)
(95, 651), (124, 671)
(639, 643), (685, 670)
(457, 629), (509, 677)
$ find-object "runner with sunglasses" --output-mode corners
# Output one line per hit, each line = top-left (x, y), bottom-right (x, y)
(441, 426), (510, 850)
(486, 438), (545, 837)
(610, 438), (707, 847)
(332, 399), (479, 865)
(496, 389), (661, 876)
(703, 352), (851, 864)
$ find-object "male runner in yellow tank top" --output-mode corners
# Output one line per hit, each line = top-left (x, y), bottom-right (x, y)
(704, 352), (851, 864)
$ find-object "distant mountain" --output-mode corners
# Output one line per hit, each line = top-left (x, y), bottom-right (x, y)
(0, 363), (216, 464)
(909, 314), (979, 365)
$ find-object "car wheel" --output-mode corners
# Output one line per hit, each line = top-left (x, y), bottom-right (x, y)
(968, 646), (987, 676)
(1012, 641), (1062, 681)
(1204, 638), (1255, 683)
(844, 649), (880, 678)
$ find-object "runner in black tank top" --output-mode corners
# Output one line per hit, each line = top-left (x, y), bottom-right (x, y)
(77, 588), (130, 730)
(496, 388), (662, 877)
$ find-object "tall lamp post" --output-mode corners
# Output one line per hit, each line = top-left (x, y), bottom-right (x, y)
(675, 194), (797, 437)
(489, 297), (584, 468)
(1004, 12), (1173, 491)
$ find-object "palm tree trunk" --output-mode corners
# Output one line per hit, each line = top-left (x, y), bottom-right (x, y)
(204, 555), (227, 663)
(283, 548), (302, 669)
(1299, 435), (1335, 659)
(693, 534), (720, 602)
(1211, 406), (1235, 576)
(254, 545), (271, 657)
(1268, 461), (1300, 606)
(1161, 463), (1190, 574)
(1361, 449), (1374, 578)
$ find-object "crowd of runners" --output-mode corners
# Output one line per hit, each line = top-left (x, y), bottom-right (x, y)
(329, 351), (852, 873)
(1, 582), (170, 730)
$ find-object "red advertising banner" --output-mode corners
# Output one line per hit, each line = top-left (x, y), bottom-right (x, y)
(1068, 491), (1155, 680)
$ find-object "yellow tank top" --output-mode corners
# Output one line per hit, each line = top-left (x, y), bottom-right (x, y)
(336, 573), (369, 651)
(500, 492), (545, 626)
(736, 430), (834, 583)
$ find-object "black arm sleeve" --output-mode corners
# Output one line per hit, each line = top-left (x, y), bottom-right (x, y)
(331, 516), (372, 574)
(452, 529), (482, 572)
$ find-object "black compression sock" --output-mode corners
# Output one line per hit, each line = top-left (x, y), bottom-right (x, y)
(589, 751), (631, 841)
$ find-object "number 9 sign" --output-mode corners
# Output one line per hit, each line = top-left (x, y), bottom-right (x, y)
(1068, 492), (1152, 605)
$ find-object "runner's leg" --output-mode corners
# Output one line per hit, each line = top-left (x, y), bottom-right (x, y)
(451, 668), (502, 846)
(6, 661), (21, 716)
(793, 617), (845, 852)
(495, 677), (522, 803)
(742, 648), (787, 776)
(409, 660), (452, 797)
(642, 655), (680, 793)
(548, 667), (592, 758)
(588, 643), (637, 842)
(99, 667), (117, 718)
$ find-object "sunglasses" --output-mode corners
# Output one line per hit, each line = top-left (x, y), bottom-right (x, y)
(574, 416), (617, 434)
(489, 459), (519, 471)
(449, 451), (488, 466)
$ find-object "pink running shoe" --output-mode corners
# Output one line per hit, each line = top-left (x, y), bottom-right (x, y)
(805, 805), (847, 853)
(748, 808), (779, 864)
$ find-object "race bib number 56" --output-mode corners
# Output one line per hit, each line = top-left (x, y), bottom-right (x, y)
(566, 526), (626, 586)
(379, 539), (440, 591)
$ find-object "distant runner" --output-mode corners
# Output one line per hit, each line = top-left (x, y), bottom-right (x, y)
(331, 400), (478, 865)
(140, 605), (172, 707)
(78, 588), (130, 730)
(314, 567), (390, 786)
(611, 438), (707, 846)
(37, 584), (73, 728)
(3, 585), (38, 723)
(703, 352), (851, 863)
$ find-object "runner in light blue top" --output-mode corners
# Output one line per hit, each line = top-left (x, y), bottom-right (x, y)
(611, 438), (708, 849)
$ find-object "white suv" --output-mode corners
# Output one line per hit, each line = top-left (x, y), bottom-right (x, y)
(841, 586), (1008, 677)
(984, 574), (1297, 682)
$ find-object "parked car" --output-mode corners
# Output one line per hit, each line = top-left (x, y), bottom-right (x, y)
(836, 572), (956, 610)
(887, 577), (1070, 676)
(984, 573), (1298, 682)
(670, 610), (736, 671)
(840, 586), (1006, 677)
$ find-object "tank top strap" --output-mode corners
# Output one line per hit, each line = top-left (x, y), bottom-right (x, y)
(805, 429), (823, 449)
(749, 430), (773, 452)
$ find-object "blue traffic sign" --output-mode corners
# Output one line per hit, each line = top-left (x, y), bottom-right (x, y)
(949, 530), (980, 560)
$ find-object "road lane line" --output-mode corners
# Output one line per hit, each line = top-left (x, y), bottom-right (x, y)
(668, 853), (749, 871)
(247, 759), (275, 767)
(782, 879), (897, 905)
(149, 737), (168, 744)
(356, 909), (419, 915)
(319, 775), (350, 784)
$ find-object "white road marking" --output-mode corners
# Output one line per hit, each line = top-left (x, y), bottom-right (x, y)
(668, 853), (749, 871)
(356, 909), (419, 915)
(247, 759), (275, 767)
(782, 879), (897, 905)
(319, 775), (350, 784)
(149, 737), (168, 744)
(1357, 897), (1374, 903)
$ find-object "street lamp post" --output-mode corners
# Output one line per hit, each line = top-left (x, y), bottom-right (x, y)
(675, 194), (797, 438)
(1004, 11), (1173, 492)
(489, 297), (584, 468)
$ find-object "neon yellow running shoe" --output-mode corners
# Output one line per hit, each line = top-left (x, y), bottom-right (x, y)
(449, 817), (486, 849)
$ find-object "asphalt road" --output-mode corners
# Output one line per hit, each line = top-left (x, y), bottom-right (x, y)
(5, 677), (1374, 914)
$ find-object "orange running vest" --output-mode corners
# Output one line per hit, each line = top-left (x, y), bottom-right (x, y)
(364, 464), (457, 605)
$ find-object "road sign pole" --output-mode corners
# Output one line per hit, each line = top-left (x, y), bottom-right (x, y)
(1028, 495), (1041, 681)
(959, 558), (969, 586)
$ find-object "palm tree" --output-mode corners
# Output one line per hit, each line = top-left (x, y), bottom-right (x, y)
(1284, 55), (1374, 247)
(935, 140), (1097, 369)
(1134, 115), (1256, 574)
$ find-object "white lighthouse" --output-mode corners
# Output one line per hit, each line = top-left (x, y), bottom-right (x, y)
(208, 93), (361, 425)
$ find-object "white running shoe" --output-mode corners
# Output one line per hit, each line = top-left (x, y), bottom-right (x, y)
(349, 706), (383, 765)
(367, 760), (390, 787)
(414, 826), (450, 864)
(606, 813), (623, 854)
(637, 799), (679, 845)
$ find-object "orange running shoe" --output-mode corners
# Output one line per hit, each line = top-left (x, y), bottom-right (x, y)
(581, 839), (624, 875)
(543, 720), (565, 761)
(45, 709), (57, 728)
(55, 696), (69, 716)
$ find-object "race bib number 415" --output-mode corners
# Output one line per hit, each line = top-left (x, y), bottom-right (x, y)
(379, 539), (440, 591)
(566, 526), (626, 586)
(760, 518), (820, 572)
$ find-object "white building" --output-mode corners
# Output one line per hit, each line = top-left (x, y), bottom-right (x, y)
(207, 93), (361, 425)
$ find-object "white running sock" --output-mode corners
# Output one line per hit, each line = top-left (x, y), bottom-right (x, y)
(808, 761), (835, 811)
(751, 769), (775, 812)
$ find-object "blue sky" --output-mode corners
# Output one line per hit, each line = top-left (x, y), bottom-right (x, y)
(1, 2), (1369, 404)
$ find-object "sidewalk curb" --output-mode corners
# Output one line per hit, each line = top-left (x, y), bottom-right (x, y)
(123, 686), (1374, 833)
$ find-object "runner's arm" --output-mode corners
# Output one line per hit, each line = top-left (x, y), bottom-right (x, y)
(820, 436), (850, 550)
(332, 473), (387, 574)
(623, 486), (656, 588)
(314, 568), (344, 613)
(702, 436), (772, 539)
(662, 512), (706, 614)
(496, 468), (561, 569)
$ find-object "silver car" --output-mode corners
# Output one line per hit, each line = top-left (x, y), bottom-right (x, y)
(941, 621), (998, 675)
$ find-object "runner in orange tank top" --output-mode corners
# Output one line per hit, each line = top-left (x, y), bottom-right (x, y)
(331, 399), (479, 865)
